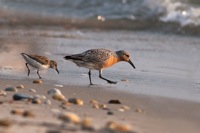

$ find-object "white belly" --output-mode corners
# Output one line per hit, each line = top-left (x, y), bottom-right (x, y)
(22, 54), (49, 69)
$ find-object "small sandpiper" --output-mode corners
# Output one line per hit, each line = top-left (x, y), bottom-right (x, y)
(21, 53), (59, 78)
(64, 48), (135, 85)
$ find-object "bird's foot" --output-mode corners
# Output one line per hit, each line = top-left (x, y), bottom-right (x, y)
(107, 80), (117, 84)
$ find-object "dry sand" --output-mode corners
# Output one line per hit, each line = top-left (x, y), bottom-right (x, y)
(0, 78), (200, 133)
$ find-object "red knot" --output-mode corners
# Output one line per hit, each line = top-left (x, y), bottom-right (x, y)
(64, 48), (135, 85)
(21, 53), (59, 78)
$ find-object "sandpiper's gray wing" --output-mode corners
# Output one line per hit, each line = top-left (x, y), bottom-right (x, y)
(81, 49), (113, 63)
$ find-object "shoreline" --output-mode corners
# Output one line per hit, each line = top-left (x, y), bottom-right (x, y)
(0, 78), (200, 133)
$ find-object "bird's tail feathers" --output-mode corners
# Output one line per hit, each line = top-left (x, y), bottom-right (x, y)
(64, 55), (82, 61)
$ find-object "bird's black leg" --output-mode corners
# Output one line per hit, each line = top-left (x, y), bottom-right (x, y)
(37, 69), (42, 79)
(88, 70), (93, 85)
(25, 63), (30, 76)
(99, 70), (117, 84)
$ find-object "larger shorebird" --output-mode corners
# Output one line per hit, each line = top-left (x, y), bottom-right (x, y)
(21, 53), (59, 78)
(64, 48), (135, 85)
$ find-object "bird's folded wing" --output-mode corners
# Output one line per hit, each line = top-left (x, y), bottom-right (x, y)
(29, 55), (49, 65)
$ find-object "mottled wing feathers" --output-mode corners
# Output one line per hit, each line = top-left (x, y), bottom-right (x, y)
(65, 49), (113, 63)
(26, 54), (49, 65)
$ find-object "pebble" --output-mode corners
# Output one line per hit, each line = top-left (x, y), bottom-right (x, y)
(61, 101), (70, 106)
(23, 111), (35, 117)
(0, 119), (12, 127)
(106, 121), (132, 132)
(16, 85), (25, 89)
(13, 93), (33, 101)
(118, 108), (125, 112)
(81, 117), (95, 131)
(108, 99), (121, 104)
(100, 104), (107, 109)
(34, 94), (46, 100)
(32, 98), (42, 104)
(11, 109), (24, 115)
(120, 105), (130, 111)
(107, 111), (114, 115)
(52, 94), (66, 101)
(121, 79), (128, 82)
(118, 105), (130, 112)
(68, 98), (84, 105)
(89, 100), (98, 104)
(5, 87), (18, 92)
(47, 88), (62, 95)
(92, 104), (99, 109)
(11, 109), (35, 117)
(135, 108), (143, 113)
(0, 90), (7, 96)
(29, 89), (36, 93)
(54, 84), (63, 88)
(44, 99), (52, 105)
(33, 80), (42, 84)
(51, 108), (61, 115)
(58, 112), (80, 124)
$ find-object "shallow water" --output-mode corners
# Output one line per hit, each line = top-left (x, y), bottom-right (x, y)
(1, 0), (200, 34)
(0, 27), (200, 102)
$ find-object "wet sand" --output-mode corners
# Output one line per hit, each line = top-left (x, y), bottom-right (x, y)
(0, 78), (200, 133)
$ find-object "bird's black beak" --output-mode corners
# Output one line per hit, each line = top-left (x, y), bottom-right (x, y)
(128, 60), (136, 69)
(56, 68), (59, 74)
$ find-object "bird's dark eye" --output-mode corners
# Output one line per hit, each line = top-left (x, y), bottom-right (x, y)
(125, 54), (129, 58)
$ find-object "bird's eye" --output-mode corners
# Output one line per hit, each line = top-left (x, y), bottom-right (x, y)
(125, 54), (129, 58)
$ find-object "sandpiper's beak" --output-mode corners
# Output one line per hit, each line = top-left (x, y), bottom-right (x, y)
(56, 68), (59, 74)
(128, 60), (136, 69)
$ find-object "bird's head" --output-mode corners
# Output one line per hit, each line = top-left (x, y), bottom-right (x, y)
(50, 60), (59, 74)
(116, 50), (136, 69)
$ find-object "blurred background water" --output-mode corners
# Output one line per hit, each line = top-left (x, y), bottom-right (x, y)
(1, 0), (200, 34)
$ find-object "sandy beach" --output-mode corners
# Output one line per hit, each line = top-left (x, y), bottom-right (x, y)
(1, 0), (200, 133)
(0, 78), (200, 133)
(0, 25), (200, 133)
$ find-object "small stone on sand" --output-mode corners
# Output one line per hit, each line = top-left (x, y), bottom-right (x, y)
(68, 98), (84, 105)
(92, 104), (99, 109)
(100, 104), (107, 109)
(5, 87), (18, 92)
(32, 98), (42, 104)
(16, 85), (25, 89)
(58, 112), (80, 124)
(0, 119), (12, 127)
(135, 108), (143, 113)
(44, 99), (52, 105)
(23, 111), (35, 117)
(11, 109), (24, 115)
(33, 80), (42, 84)
(52, 94), (66, 101)
(89, 100), (98, 104)
(47, 88), (62, 95)
(106, 121), (132, 132)
(61, 101), (70, 106)
(108, 99), (121, 104)
(29, 89), (36, 93)
(0, 90), (7, 96)
(121, 79), (129, 82)
(107, 111), (114, 115)
(81, 117), (95, 131)
(13, 93), (33, 101)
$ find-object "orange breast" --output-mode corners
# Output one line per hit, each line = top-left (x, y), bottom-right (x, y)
(100, 55), (119, 69)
